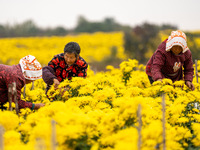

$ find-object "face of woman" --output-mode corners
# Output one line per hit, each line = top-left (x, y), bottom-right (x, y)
(171, 45), (183, 55)
(64, 52), (77, 66)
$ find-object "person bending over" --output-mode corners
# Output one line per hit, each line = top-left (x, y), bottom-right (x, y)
(0, 55), (45, 110)
(146, 30), (195, 91)
(42, 42), (88, 94)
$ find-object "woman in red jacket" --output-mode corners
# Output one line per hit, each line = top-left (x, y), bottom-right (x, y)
(42, 42), (88, 94)
(0, 55), (45, 110)
(146, 30), (195, 90)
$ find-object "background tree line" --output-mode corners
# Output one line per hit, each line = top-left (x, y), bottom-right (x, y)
(0, 16), (200, 66)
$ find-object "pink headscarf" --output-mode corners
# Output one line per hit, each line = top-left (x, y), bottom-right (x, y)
(19, 55), (42, 80)
(166, 30), (189, 53)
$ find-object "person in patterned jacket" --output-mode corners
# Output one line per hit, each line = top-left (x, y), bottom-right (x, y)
(0, 55), (45, 110)
(146, 30), (195, 91)
(42, 42), (88, 93)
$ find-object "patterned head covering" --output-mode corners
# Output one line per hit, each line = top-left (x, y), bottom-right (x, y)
(19, 55), (42, 80)
(166, 30), (189, 53)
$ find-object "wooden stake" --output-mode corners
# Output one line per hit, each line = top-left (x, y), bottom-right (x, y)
(137, 104), (142, 150)
(31, 81), (34, 90)
(194, 102), (198, 109)
(51, 120), (56, 150)
(0, 126), (4, 150)
(195, 60), (198, 83)
(12, 82), (19, 115)
(162, 94), (166, 150)
(8, 84), (13, 111)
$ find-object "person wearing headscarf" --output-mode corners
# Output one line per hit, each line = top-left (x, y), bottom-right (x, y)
(42, 42), (88, 94)
(146, 30), (195, 90)
(0, 55), (45, 110)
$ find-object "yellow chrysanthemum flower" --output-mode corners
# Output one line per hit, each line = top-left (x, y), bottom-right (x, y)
(0, 111), (19, 131)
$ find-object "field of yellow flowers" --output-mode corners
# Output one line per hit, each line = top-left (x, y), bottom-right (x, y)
(0, 32), (200, 150)
(0, 32), (126, 66)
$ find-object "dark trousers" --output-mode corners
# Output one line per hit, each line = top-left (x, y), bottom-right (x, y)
(0, 103), (7, 111)
(148, 76), (154, 84)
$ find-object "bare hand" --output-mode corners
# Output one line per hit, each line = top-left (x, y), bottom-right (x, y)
(157, 79), (162, 82)
(34, 103), (45, 110)
(53, 78), (60, 89)
(185, 81), (195, 91)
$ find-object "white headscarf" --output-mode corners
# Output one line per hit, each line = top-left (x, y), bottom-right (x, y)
(19, 55), (42, 80)
(166, 30), (189, 53)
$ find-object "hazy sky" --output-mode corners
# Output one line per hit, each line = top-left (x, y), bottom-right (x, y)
(0, 0), (200, 31)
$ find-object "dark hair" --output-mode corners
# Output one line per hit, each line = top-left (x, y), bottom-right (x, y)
(64, 42), (81, 57)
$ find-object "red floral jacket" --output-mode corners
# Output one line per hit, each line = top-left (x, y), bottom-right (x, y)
(0, 64), (33, 109)
(42, 53), (88, 89)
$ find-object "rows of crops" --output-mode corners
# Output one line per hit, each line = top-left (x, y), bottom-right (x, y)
(0, 32), (126, 66)
(0, 32), (200, 150)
